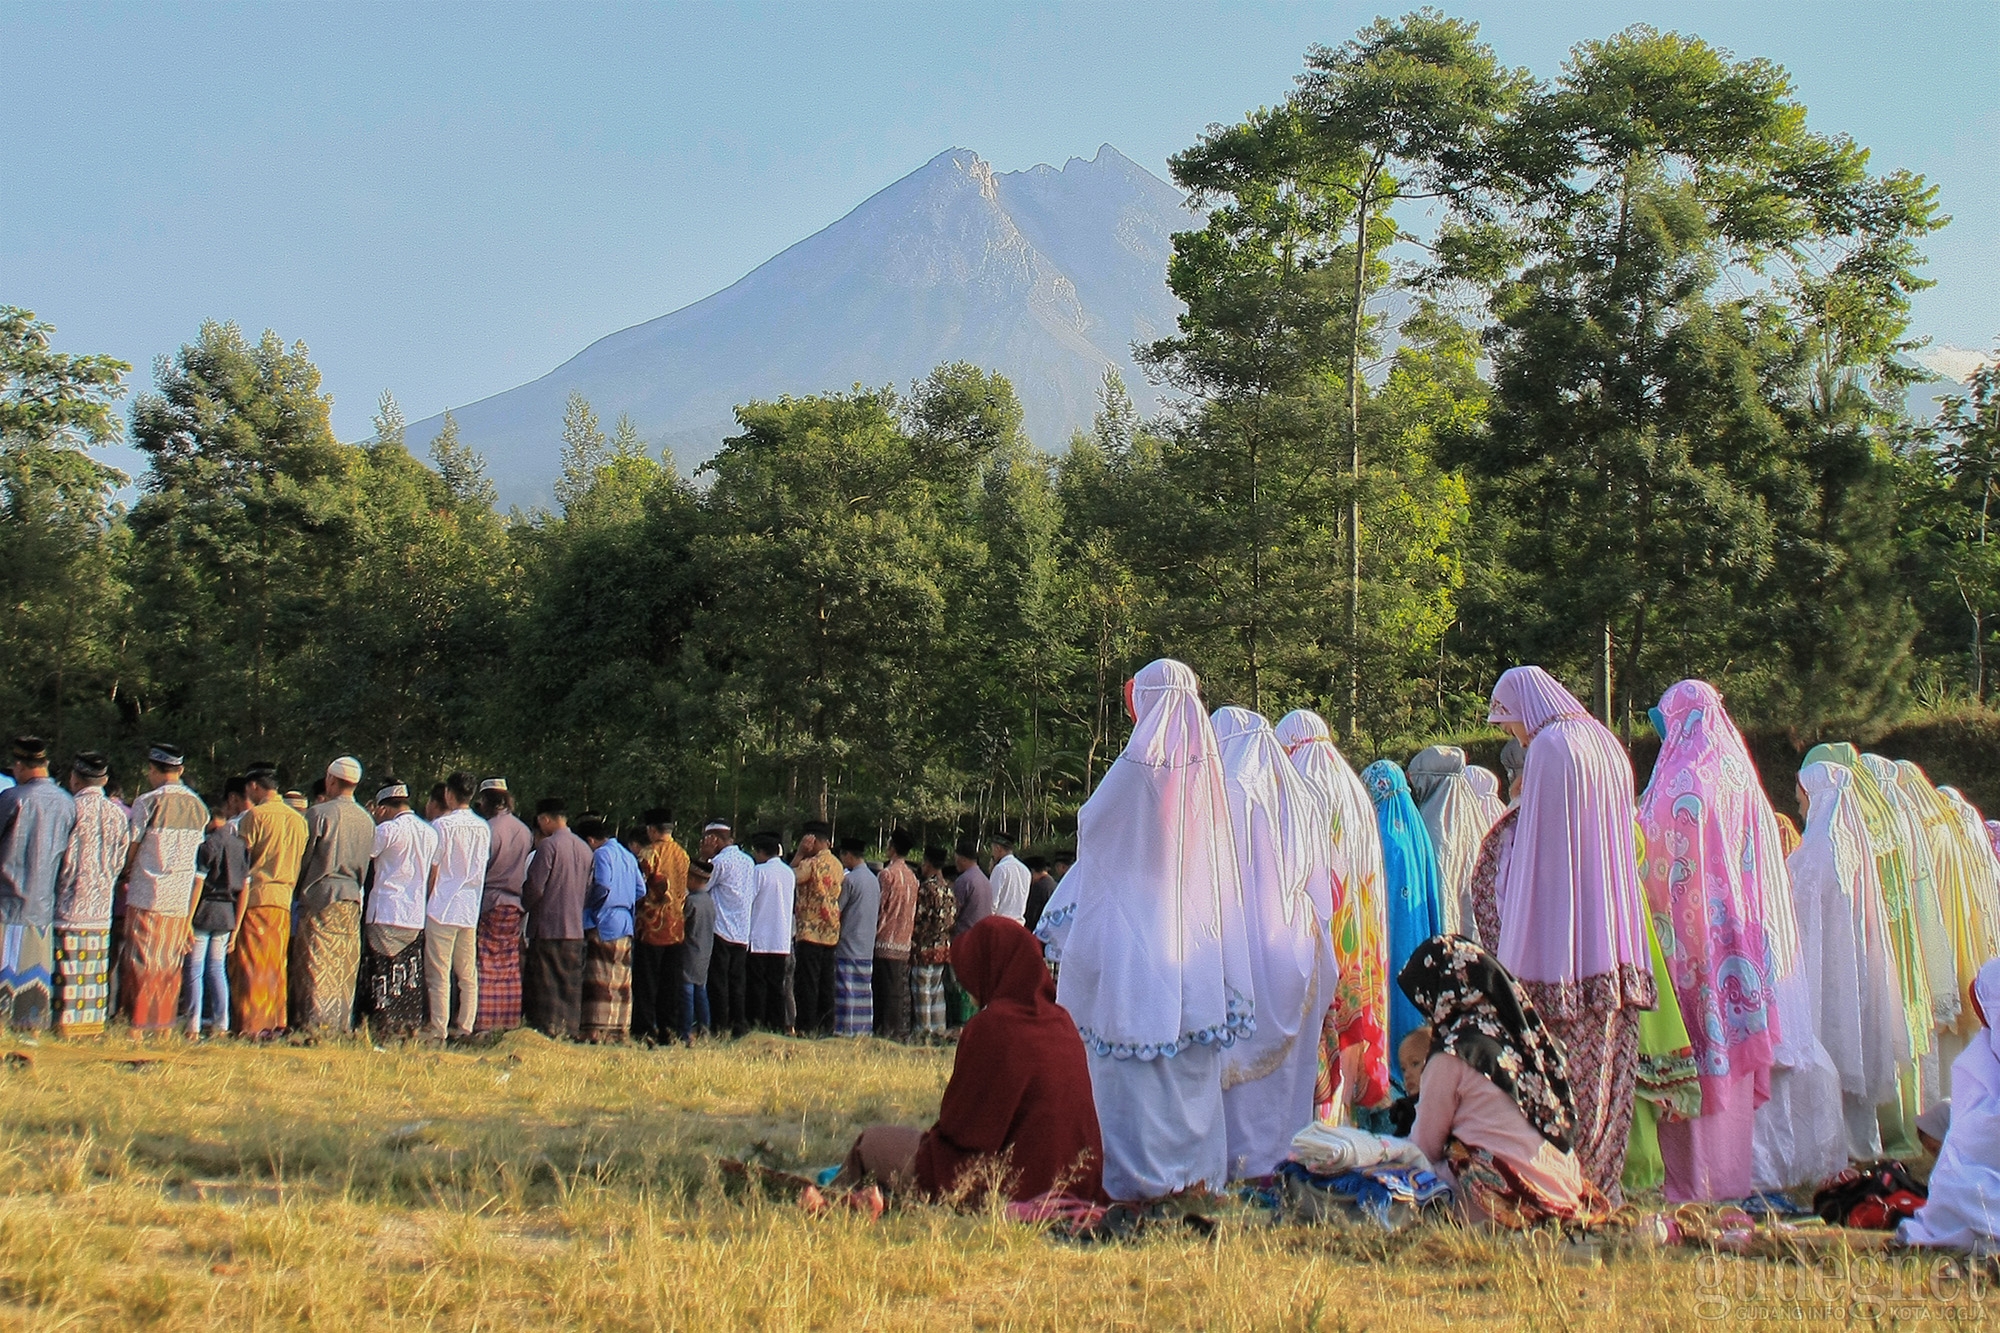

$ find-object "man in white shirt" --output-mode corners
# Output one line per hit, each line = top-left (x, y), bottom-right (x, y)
(745, 831), (794, 1033)
(363, 782), (438, 1035)
(699, 821), (756, 1038)
(988, 833), (1031, 924)
(424, 772), (490, 1040)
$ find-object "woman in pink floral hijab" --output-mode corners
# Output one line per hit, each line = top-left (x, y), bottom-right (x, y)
(1637, 679), (1785, 1201)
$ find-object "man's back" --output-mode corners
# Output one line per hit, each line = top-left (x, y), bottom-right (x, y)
(299, 797), (374, 910)
(951, 864), (993, 938)
(837, 865), (880, 961)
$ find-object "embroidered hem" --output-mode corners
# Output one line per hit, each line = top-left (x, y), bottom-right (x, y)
(1517, 964), (1656, 1023)
(1078, 987), (1255, 1061)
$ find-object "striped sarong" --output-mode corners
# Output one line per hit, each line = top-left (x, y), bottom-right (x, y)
(0, 924), (54, 1032)
(229, 904), (291, 1037)
(474, 904), (524, 1032)
(290, 901), (361, 1031)
(580, 932), (632, 1043)
(121, 908), (189, 1033)
(833, 956), (873, 1036)
(54, 928), (111, 1037)
(911, 963), (946, 1036)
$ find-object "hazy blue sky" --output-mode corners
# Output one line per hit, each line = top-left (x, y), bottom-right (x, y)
(5, 1), (1995, 444)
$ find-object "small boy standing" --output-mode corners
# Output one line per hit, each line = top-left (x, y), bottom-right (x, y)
(680, 858), (715, 1043)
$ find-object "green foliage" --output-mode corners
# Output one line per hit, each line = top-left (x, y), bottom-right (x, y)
(0, 307), (133, 754)
(3, 12), (1989, 826)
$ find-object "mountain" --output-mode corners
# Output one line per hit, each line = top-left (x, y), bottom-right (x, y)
(410, 146), (1196, 505)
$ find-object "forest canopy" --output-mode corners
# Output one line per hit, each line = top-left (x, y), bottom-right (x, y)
(2, 14), (1993, 839)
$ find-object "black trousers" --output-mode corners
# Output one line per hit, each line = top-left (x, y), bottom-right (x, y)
(631, 940), (685, 1041)
(793, 941), (837, 1036)
(747, 951), (790, 1032)
(708, 938), (750, 1037)
(872, 955), (910, 1038)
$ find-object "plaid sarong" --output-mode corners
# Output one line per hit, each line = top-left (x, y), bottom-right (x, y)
(229, 904), (291, 1037)
(54, 928), (111, 1037)
(0, 923), (54, 1033)
(290, 901), (361, 1031)
(833, 956), (873, 1037)
(912, 963), (946, 1035)
(580, 932), (632, 1043)
(474, 904), (524, 1032)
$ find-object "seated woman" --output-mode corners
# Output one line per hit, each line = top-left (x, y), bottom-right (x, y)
(1899, 959), (2000, 1254)
(837, 916), (1107, 1204)
(1399, 935), (1610, 1228)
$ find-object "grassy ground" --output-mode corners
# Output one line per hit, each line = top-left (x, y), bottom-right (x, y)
(0, 1029), (1980, 1330)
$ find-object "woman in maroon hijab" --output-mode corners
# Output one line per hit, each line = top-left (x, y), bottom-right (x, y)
(837, 915), (1106, 1203)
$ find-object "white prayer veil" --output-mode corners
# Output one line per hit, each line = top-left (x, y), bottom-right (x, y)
(1051, 659), (1255, 1060)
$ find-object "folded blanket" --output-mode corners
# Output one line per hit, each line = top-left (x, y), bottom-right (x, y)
(1288, 1122), (1432, 1175)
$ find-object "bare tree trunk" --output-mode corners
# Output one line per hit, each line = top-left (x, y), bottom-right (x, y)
(1343, 157), (1382, 741)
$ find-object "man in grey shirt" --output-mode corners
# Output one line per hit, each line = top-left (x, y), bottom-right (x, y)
(0, 736), (76, 1031)
(949, 838), (993, 940)
(833, 836), (880, 1037)
(292, 757), (374, 1032)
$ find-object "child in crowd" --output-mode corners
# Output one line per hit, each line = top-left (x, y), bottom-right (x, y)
(1388, 1026), (1432, 1137)
(681, 859), (715, 1043)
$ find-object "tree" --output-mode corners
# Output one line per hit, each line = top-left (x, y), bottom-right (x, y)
(1459, 26), (1941, 731)
(1921, 353), (2000, 701)
(0, 308), (133, 750)
(1143, 98), (1473, 738)
(428, 410), (497, 511)
(128, 322), (350, 763)
(688, 389), (950, 826)
(1293, 9), (1527, 734)
(554, 391), (608, 512)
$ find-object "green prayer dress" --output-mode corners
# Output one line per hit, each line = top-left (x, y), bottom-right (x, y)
(1622, 833), (1702, 1196)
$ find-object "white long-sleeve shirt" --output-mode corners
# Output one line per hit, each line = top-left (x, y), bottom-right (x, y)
(990, 853), (1031, 923)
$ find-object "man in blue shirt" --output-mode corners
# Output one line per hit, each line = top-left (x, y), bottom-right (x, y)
(576, 814), (642, 1042)
(0, 736), (77, 1030)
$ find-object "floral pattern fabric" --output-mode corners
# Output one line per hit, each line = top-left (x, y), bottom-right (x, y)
(792, 850), (843, 948)
(1637, 680), (1780, 1088)
(912, 871), (956, 965)
(56, 788), (126, 931)
(1396, 935), (1577, 1152)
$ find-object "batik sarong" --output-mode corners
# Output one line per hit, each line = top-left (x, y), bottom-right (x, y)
(290, 901), (361, 1032)
(1544, 1004), (1641, 1205)
(229, 904), (291, 1037)
(359, 927), (427, 1036)
(1444, 1139), (1612, 1230)
(833, 956), (874, 1037)
(911, 963), (946, 1035)
(120, 908), (189, 1033)
(474, 904), (524, 1032)
(54, 928), (110, 1037)
(525, 937), (585, 1039)
(580, 932), (632, 1042)
(0, 923), (54, 1032)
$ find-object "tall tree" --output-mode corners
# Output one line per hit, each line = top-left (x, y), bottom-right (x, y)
(554, 391), (608, 512)
(1461, 26), (1941, 730)
(0, 308), (133, 750)
(1294, 9), (1527, 734)
(129, 322), (349, 763)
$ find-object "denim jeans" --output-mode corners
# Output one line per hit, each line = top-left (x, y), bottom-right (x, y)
(680, 982), (709, 1040)
(186, 930), (230, 1034)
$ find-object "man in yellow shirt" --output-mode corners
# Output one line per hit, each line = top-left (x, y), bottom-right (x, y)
(233, 762), (307, 1037)
(790, 820), (843, 1036)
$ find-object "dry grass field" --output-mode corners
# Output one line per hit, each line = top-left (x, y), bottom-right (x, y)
(0, 1029), (1984, 1330)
